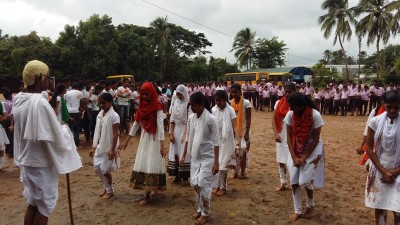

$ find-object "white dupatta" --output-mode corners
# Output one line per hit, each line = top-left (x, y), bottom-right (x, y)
(92, 107), (118, 155)
(187, 109), (210, 160)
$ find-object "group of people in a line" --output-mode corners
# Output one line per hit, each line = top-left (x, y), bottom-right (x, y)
(1, 60), (400, 225)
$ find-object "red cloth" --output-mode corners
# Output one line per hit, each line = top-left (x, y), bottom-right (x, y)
(134, 82), (163, 134)
(359, 104), (386, 165)
(274, 96), (290, 133)
(291, 107), (314, 158)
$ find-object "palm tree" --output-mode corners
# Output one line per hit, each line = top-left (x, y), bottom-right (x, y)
(230, 27), (256, 70)
(147, 16), (171, 81)
(323, 49), (333, 65)
(354, 0), (398, 80)
(387, 0), (400, 31)
(318, 0), (356, 80)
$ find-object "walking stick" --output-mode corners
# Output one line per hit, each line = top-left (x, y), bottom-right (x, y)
(66, 173), (74, 225)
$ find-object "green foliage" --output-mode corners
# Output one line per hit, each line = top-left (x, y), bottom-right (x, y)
(254, 36), (287, 68)
(311, 63), (341, 88)
(230, 27), (256, 70)
(0, 14), (220, 83)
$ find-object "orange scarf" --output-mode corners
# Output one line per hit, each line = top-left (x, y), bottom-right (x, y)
(274, 96), (290, 133)
(359, 104), (386, 165)
(231, 96), (244, 137)
(291, 107), (313, 157)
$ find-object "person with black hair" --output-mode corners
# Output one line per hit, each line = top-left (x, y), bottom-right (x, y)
(49, 83), (68, 124)
(89, 85), (104, 140)
(2, 88), (14, 159)
(211, 90), (237, 196)
(272, 82), (296, 192)
(180, 92), (220, 225)
(116, 78), (132, 134)
(365, 90), (400, 224)
(285, 92), (325, 222)
(90, 93), (120, 199)
(230, 83), (252, 179)
(65, 82), (83, 147)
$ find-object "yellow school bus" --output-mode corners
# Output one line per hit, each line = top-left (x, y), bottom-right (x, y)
(106, 75), (135, 86)
(224, 72), (268, 85)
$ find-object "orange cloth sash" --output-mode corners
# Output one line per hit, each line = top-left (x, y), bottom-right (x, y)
(274, 96), (290, 133)
(231, 96), (244, 137)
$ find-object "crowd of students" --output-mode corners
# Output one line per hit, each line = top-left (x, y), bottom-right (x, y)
(1, 60), (400, 225)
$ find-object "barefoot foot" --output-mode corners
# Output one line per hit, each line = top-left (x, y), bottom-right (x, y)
(289, 213), (302, 222)
(275, 185), (288, 192)
(138, 197), (150, 206)
(215, 189), (226, 196)
(102, 192), (114, 199)
(212, 187), (220, 195)
(195, 216), (208, 225)
(97, 190), (107, 197)
(192, 212), (201, 219)
(303, 207), (314, 219)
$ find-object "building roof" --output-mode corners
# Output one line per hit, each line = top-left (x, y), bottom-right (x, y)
(244, 67), (314, 76)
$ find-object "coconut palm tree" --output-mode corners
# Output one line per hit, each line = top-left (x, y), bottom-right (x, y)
(148, 16), (171, 80)
(354, 0), (398, 80)
(319, 0), (356, 81)
(230, 27), (256, 70)
(387, 0), (400, 31)
(323, 49), (333, 65)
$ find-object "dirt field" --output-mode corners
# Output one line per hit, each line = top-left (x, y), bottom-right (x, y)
(0, 110), (378, 225)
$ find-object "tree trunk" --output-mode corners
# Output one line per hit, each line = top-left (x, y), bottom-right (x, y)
(358, 37), (361, 81)
(376, 35), (380, 80)
(338, 34), (349, 81)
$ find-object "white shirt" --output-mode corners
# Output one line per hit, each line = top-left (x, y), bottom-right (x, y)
(117, 86), (132, 106)
(65, 89), (83, 113)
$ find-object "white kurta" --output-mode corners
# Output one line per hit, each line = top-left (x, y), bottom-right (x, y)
(365, 113), (400, 212)
(285, 109), (325, 188)
(129, 110), (166, 191)
(186, 111), (220, 188)
(274, 100), (289, 164)
(211, 104), (236, 170)
(93, 109), (120, 174)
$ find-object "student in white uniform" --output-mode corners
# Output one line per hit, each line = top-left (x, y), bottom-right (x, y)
(168, 84), (191, 185)
(0, 102), (10, 169)
(212, 90), (237, 196)
(13, 60), (82, 225)
(181, 92), (220, 225)
(285, 92), (325, 222)
(272, 83), (296, 191)
(90, 93), (120, 199)
(365, 90), (400, 225)
(230, 83), (252, 179)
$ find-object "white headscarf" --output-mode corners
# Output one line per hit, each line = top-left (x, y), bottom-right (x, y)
(170, 84), (189, 124)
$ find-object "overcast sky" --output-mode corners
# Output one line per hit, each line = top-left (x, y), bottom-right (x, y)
(0, 0), (398, 67)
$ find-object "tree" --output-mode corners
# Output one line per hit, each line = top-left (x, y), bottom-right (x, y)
(254, 36), (287, 68)
(231, 27), (256, 70)
(319, 0), (356, 80)
(147, 16), (171, 81)
(354, 0), (398, 80)
(323, 49), (333, 64)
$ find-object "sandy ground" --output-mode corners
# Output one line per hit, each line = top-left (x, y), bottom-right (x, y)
(0, 110), (381, 225)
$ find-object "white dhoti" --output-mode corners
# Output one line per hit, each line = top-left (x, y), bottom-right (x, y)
(21, 166), (58, 217)
(93, 148), (120, 194)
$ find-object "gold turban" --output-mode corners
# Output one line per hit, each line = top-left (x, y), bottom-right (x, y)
(22, 60), (49, 87)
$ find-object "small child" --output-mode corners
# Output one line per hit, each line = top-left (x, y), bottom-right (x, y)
(90, 93), (120, 199)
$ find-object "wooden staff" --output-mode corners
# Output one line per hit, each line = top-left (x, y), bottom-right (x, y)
(66, 173), (74, 225)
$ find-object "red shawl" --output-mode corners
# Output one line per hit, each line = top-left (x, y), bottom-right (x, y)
(274, 96), (290, 133)
(292, 107), (314, 158)
(134, 82), (163, 134)
(359, 104), (386, 165)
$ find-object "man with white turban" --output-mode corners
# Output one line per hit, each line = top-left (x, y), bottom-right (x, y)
(13, 60), (82, 225)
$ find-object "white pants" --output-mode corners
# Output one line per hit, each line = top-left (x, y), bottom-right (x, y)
(195, 185), (212, 216)
(94, 164), (114, 194)
(21, 166), (58, 217)
(278, 163), (288, 186)
(292, 186), (315, 215)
